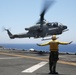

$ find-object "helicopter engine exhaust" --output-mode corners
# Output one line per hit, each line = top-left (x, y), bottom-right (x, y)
(25, 28), (29, 30)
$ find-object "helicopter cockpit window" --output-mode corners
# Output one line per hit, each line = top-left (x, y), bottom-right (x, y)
(47, 23), (52, 26)
(53, 23), (58, 27)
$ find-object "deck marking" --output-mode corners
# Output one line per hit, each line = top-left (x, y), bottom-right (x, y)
(58, 61), (76, 66)
(0, 52), (76, 66)
(0, 57), (19, 59)
(22, 61), (48, 73)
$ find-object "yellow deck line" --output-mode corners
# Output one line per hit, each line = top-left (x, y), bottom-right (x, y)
(0, 52), (48, 61)
(0, 52), (76, 66)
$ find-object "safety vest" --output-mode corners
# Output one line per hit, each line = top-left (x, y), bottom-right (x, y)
(49, 40), (59, 51)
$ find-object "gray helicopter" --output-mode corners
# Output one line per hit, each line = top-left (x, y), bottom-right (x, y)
(5, 0), (68, 39)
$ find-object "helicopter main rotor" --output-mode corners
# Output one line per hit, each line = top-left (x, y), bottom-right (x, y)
(40, 0), (55, 24)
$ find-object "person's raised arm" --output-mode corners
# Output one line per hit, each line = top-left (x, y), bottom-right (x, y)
(37, 42), (50, 46)
(59, 41), (73, 45)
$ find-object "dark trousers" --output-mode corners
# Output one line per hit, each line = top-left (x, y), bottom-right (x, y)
(49, 51), (59, 73)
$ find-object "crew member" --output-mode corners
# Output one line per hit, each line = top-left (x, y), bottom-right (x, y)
(37, 35), (72, 74)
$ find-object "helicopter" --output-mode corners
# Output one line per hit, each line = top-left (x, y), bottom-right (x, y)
(5, 0), (68, 39)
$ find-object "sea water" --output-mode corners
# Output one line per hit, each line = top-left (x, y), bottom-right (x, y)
(0, 44), (76, 53)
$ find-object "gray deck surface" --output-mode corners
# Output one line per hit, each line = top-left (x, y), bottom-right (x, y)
(0, 49), (76, 75)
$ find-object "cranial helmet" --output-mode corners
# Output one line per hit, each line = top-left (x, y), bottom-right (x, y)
(51, 35), (57, 40)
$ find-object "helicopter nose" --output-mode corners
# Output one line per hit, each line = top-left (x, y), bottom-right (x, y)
(63, 26), (67, 29)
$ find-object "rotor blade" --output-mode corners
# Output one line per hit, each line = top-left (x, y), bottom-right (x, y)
(40, 0), (55, 21)
(2, 26), (11, 32)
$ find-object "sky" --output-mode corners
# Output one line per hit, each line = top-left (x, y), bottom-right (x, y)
(0, 0), (76, 44)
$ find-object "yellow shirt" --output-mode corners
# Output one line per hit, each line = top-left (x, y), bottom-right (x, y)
(40, 40), (69, 51)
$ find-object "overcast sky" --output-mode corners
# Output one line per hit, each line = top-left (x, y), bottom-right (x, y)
(0, 0), (76, 44)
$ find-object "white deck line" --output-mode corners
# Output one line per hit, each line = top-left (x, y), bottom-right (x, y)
(0, 57), (20, 59)
(22, 61), (48, 73)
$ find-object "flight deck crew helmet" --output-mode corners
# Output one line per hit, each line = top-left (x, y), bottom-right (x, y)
(51, 35), (57, 40)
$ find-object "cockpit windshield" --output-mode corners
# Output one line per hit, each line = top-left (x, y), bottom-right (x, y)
(47, 23), (52, 26)
(47, 22), (58, 27)
(58, 22), (63, 26)
(53, 22), (58, 27)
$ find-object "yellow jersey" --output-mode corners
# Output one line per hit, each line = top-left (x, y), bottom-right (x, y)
(39, 40), (70, 51)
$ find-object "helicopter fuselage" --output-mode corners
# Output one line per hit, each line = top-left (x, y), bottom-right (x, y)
(5, 0), (68, 39)
(25, 22), (67, 38)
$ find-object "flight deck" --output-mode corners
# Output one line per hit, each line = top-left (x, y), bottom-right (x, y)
(0, 49), (76, 75)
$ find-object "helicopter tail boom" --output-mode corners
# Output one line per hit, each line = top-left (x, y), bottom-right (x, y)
(4, 28), (34, 39)
(4, 28), (15, 39)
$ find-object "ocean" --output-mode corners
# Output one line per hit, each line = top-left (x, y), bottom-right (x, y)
(0, 44), (76, 53)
